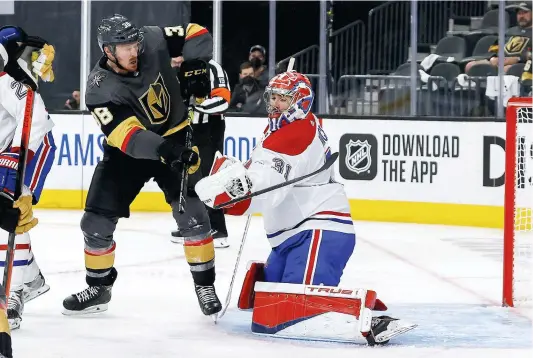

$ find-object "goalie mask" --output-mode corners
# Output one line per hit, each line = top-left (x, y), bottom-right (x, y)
(263, 71), (314, 131)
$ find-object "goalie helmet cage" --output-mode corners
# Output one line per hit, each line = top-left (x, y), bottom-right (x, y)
(503, 96), (533, 308)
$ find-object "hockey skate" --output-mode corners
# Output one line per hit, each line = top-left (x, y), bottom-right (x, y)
(23, 271), (50, 303)
(7, 289), (24, 331)
(194, 284), (222, 318)
(62, 285), (113, 316)
(365, 315), (417, 346)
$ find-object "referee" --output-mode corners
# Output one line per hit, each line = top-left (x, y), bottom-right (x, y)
(172, 57), (231, 248)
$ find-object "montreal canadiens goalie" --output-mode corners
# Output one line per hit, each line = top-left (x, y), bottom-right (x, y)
(195, 71), (416, 345)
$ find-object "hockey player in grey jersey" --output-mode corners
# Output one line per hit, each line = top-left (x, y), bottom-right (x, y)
(61, 15), (222, 318)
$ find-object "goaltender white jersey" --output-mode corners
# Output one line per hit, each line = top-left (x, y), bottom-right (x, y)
(0, 71), (55, 202)
(225, 112), (354, 248)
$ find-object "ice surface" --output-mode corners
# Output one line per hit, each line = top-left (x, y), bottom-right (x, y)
(9, 210), (532, 358)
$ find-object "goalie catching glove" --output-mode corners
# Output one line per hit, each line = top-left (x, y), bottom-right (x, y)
(195, 152), (252, 209)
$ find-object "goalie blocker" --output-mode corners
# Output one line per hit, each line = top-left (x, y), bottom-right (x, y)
(237, 262), (417, 345)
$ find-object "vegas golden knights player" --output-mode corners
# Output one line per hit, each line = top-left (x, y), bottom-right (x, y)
(61, 15), (222, 317)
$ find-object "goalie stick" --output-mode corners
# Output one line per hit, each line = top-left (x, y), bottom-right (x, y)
(216, 214), (251, 321)
(214, 152), (339, 210)
(3, 86), (35, 301)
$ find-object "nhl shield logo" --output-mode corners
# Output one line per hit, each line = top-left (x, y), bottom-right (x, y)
(345, 139), (371, 174)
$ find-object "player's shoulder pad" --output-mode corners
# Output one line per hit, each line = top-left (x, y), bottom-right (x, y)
(263, 116), (317, 156)
(85, 68), (122, 107)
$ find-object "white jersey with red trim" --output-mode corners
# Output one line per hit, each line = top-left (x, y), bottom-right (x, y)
(0, 71), (55, 202)
(0, 72), (53, 155)
(226, 112), (354, 248)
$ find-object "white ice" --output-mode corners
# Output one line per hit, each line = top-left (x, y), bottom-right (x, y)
(11, 210), (532, 358)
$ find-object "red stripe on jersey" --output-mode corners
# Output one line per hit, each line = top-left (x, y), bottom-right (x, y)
(30, 134), (51, 191)
(186, 28), (208, 40)
(263, 115), (316, 156)
(315, 211), (352, 217)
(304, 230), (322, 285)
(120, 127), (142, 152)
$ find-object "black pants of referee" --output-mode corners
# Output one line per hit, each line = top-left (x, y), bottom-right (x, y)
(193, 119), (228, 236)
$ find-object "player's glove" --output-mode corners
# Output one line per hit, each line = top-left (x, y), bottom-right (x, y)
(0, 192), (37, 234)
(31, 43), (55, 82)
(157, 138), (200, 172)
(0, 152), (20, 197)
(0, 192), (20, 233)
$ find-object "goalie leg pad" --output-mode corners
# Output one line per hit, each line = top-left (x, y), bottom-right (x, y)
(251, 282), (379, 341)
(238, 261), (264, 310)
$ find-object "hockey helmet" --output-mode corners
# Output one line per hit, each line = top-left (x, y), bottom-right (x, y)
(97, 14), (144, 55)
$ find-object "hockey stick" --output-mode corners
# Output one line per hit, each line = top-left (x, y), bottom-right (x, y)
(214, 152), (339, 210)
(216, 214), (251, 321)
(177, 116), (193, 214)
(3, 87), (35, 301)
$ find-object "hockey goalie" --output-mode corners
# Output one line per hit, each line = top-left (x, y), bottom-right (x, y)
(195, 71), (416, 345)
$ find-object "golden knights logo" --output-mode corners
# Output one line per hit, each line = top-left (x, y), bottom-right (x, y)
(505, 36), (530, 56)
(345, 139), (371, 174)
(139, 73), (171, 124)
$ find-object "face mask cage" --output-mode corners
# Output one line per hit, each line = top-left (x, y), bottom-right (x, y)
(263, 86), (296, 115)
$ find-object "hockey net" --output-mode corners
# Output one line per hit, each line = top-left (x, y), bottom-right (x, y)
(503, 97), (533, 308)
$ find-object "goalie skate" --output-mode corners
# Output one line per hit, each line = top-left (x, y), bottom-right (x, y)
(23, 271), (50, 303)
(7, 289), (24, 331)
(365, 315), (417, 346)
(62, 285), (112, 316)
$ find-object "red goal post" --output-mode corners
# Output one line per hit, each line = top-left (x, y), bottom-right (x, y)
(503, 96), (533, 307)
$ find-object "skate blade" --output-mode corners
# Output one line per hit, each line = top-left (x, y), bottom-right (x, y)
(211, 313), (218, 323)
(214, 239), (229, 248)
(170, 237), (184, 245)
(8, 318), (21, 331)
(24, 284), (50, 303)
(375, 322), (417, 343)
(62, 303), (108, 316)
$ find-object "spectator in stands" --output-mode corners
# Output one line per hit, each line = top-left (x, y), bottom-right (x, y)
(249, 44), (269, 87)
(465, 2), (532, 73)
(64, 90), (80, 110)
(230, 61), (265, 112)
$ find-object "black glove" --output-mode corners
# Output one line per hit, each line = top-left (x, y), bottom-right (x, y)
(3, 33), (48, 91)
(0, 193), (20, 233)
(157, 139), (199, 171)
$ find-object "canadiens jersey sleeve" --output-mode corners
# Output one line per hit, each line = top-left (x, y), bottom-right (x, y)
(0, 75), (54, 155)
(0, 74), (56, 203)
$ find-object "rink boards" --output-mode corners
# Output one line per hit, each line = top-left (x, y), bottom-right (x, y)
(36, 113), (529, 229)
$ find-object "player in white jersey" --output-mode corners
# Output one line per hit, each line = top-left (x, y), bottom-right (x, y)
(0, 26), (56, 331)
(195, 71), (416, 345)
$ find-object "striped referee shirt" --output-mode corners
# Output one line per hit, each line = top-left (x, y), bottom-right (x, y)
(191, 59), (231, 124)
